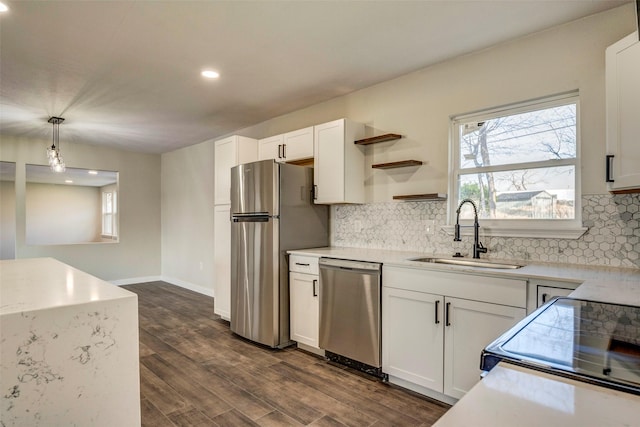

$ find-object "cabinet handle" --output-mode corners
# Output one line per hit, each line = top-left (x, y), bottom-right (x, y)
(606, 155), (615, 183)
(445, 302), (451, 326)
(277, 144), (283, 159)
(283, 143), (286, 159)
(542, 293), (548, 303)
(313, 185), (318, 200)
(295, 262), (310, 266)
(312, 279), (318, 297)
(435, 300), (440, 324)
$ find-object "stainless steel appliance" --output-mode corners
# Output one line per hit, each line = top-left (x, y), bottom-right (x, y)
(319, 258), (383, 375)
(230, 159), (328, 348)
(482, 297), (640, 395)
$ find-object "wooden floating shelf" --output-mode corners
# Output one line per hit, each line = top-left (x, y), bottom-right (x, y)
(393, 193), (448, 201)
(286, 158), (314, 167)
(372, 160), (423, 169)
(354, 133), (402, 145)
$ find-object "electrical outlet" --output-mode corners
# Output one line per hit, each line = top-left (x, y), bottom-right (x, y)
(424, 220), (435, 235)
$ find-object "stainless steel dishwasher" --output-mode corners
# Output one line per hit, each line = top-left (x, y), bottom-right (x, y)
(318, 258), (383, 376)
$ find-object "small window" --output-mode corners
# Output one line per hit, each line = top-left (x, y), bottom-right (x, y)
(449, 93), (584, 238)
(102, 190), (118, 238)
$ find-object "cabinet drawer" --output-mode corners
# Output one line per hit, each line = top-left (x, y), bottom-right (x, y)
(383, 265), (526, 308)
(290, 255), (319, 275)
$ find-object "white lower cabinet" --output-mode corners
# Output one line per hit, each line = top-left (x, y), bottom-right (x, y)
(443, 297), (525, 399)
(290, 272), (320, 348)
(526, 279), (580, 313)
(382, 265), (526, 402)
(382, 287), (444, 392)
(289, 255), (323, 354)
(213, 205), (231, 320)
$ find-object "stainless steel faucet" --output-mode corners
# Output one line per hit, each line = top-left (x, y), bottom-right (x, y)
(454, 199), (487, 259)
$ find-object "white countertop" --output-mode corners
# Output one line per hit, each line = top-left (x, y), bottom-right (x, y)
(1, 257), (141, 425)
(0, 257), (136, 315)
(289, 246), (640, 305)
(433, 363), (640, 427)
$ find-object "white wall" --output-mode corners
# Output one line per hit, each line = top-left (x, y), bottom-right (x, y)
(26, 182), (101, 245)
(161, 139), (215, 294)
(0, 180), (16, 259)
(160, 5), (636, 289)
(232, 4), (635, 200)
(0, 136), (161, 281)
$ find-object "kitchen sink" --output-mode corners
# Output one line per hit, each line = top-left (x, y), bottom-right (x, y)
(408, 257), (523, 269)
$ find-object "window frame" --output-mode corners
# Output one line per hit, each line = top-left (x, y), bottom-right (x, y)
(101, 189), (118, 239)
(447, 92), (586, 239)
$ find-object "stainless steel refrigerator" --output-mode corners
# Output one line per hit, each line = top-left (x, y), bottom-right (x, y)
(230, 159), (328, 348)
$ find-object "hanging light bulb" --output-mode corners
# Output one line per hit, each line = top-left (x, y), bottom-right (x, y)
(47, 117), (66, 173)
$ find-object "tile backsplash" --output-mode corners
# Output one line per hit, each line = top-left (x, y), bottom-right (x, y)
(331, 194), (640, 269)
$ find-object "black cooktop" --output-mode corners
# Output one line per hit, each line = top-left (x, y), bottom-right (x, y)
(481, 297), (640, 395)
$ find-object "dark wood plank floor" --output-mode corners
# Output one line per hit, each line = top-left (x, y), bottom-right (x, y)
(123, 281), (450, 427)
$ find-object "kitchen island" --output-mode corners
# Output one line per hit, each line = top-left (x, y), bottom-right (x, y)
(0, 258), (140, 427)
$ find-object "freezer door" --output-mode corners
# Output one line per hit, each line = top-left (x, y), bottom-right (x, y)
(230, 216), (280, 347)
(231, 159), (279, 216)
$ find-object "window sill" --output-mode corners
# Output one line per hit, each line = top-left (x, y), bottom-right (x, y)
(441, 225), (588, 239)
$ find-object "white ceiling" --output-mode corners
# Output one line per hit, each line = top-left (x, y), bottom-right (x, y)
(0, 0), (630, 154)
(25, 164), (118, 187)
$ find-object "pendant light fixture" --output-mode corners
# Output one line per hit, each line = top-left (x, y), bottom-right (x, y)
(47, 117), (65, 173)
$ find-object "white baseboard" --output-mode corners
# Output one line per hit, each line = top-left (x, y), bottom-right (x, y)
(110, 276), (162, 286)
(160, 276), (215, 297)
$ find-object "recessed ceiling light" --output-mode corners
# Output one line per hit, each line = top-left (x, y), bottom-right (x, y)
(201, 70), (220, 79)
(88, 170), (98, 175)
(0, 2), (8, 13)
(65, 180), (73, 184)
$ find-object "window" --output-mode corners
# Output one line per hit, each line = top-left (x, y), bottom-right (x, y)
(449, 93), (585, 238)
(102, 190), (118, 238)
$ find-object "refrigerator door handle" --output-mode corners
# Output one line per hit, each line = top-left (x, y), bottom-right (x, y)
(231, 213), (272, 222)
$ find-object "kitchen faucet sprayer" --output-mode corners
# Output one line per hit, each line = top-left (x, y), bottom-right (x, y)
(454, 199), (487, 259)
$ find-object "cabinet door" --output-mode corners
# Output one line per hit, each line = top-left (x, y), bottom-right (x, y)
(314, 120), (345, 204)
(237, 136), (258, 165)
(214, 137), (237, 205)
(290, 272), (320, 348)
(382, 287), (444, 393)
(444, 297), (525, 399)
(213, 205), (231, 320)
(283, 126), (314, 162)
(606, 33), (640, 191)
(258, 135), (285, 162)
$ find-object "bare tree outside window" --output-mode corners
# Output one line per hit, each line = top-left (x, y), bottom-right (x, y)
(454, 98), (578, 222)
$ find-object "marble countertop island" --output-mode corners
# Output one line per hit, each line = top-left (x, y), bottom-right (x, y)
(0, 258), (141, 426)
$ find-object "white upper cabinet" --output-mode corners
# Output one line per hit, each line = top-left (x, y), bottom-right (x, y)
(606, 32), (640, 192)
(258, 134), (285, 162)
(313, 118), (365, 204)
(258, 126), (314, 163)
(214, 135), (258, 205)
(283, 126), (314, 162)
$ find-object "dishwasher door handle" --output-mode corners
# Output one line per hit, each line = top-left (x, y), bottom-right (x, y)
(320, 265), (379, 275)
(318, 258), (381, 274)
